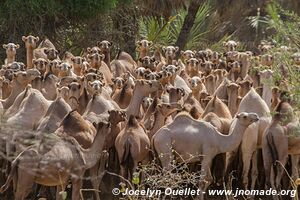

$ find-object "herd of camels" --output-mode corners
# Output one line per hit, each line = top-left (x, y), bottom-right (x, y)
(0, 36), (298, 200)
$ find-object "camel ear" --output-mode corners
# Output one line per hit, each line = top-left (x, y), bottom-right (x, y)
(175, 46), (179, 52)
(148, 41), (152, 46)
(71, 57), (75, 62)
(44, 49), (49, 54)
(2, 44), (7, 49)
(111, 78), (115, 83)
(15, 44), (20, 49)
(236, 113), (242, 119)
(35, 37), (39, 42)
(223, 41), (227, 47)
(138, 57), (143, 62)
(87, 47), (91, 53)
(93, 122), (98, 128)
(108, 41), (113, 47)
(100, 54), (105, 59)
(22, 36), (27, 42)
(96, 41), (101, 46)
(55, 49), (60, 54)
(180, 50), (184, 56)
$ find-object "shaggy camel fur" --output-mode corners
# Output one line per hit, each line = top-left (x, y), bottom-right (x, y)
(22, 35), (39, 68)
(0, 119), (111, 200)
(3, 43), (20, 65)
(36, 97), (72, 133)
(153, 112), (259, 199)
(228, 87), (271, 191)
(262, 101), (299, 194)
(115, 115), (150, 182)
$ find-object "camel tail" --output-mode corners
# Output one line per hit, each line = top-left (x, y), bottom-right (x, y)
(0, 158), (18, 193)
(121, 139), (134, 179)
(266, 131), (278, 168)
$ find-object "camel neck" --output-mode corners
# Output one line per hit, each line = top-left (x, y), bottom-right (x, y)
(262, 83), (272, 108)
(26, 47), (34, 69)
(139, 50), (148, 59)
(218, 119), (248, 153)
(149, 111), (165, 138)
(103, 51), (111, 69)
(126, 87), (146, 118)
(83, 127), (109, 169)
(228, 91), (238, 116)
(6, 55), (15, 64)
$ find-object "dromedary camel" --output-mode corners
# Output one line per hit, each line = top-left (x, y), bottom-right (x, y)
(3, 43), (20, 65)
(115, 115), (150, 182)
(0, 118), (111, 200)
(153, 112), (259, 199)
(22, 35), (39, 68)
(228, 87), (271, 191)
(262, 101), (300, 195)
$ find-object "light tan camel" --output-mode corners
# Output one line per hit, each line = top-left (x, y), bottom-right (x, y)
(227, 82), (240, 116)
(260, 69), (273, 108)
(3, 43), (20, 65)
(223, 40), (239, 51)
(136, 39), (152, 59)
(22, 35), (39, 68)
(33, 38), (58, 60)
(112, 80), (134, 109)
(162, 46), (179, 65)
(0, 118), (111, 200)
(36, 97), (72, 133)
(148, 102), (182, 139)
(115, 115), (150, 182)
(238, 52), (252, 79)
(153, 112), (259, 199)
(97, 40), (113, 68)
(6, 87), (51, 130)
(189, 76), (206, 101)
(88, 53), (113, 85)
(238, 79), (252, 97)
(262, 101), (299, 195)
(1, 71), (40, 110)
(228, 87), (271, 191)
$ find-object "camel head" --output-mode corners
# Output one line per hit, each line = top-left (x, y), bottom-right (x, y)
(209, 51), (221, 64)
(88, 80), (104, 95)
(166, 86), (185, 102)
(134, 67), (148, 79)
(49, 59), (62, 74)
(33, 58), (48, 73)
(58, 62), (72, 73)
(134, 79), (162, 94)
(224, 51), (239, 62)
(258, 41), (274, 54)
(138, 56), (157, 69)
(67, 82), (81, 109)
(44, 48), (59, 60)
(260, 54), (273, 66)
(3, 43), (20, 57)
(162, 45), (179, 60)
(57, 85), (70, 101)
(71, 56), (86, 65)
(111, 77), (125, 89)
(93, 121), (112, 139)
(223, 40), (239, 52)
(181, 50), (195, 61)
(236, 112), (259, 126)
(157, 102), (183, 117)
(187, 58), (200, 71)
(145, 72), (160, 80)
(201, 61), (213, 74)
(87, 46), (101, 54)
(97, 40), (113, 53)
(136, 39), (152, 52)
(142, 97), (153, 111)
(22, 35), (39, 49)
(108, 109), (127, 124)
(228, 61), (241, 73)
(259, 69), (273, 81)
(195, 50), (209, 62)
(88, 53), (105, 64)
(13, 71), (31, 85)
(163, 65), (180, 76)
(189, 76), (204, 91)
(227, 83), (239, 95)
(26, 68), (41, 82)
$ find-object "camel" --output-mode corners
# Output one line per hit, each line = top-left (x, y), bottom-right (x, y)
(41, 73), (59, 100)
(112, 80), (134, 109)
(228, 87), (271, 191)
(97, 40), (113, 68)
(6, 87), (51, 130)
(223, 40), (239, 51)
(260, 54), (274, 67)
(181, 50), (195, 61)
(152, 111), (259, 199)
(271, 87), (281, 111)
(36, 97), (72, 133)
(136, 39), (152, 59)
(227, 82), (240, 116)
(238, 79), (252, 97)
(1, 70), (40, 109)
(205, 74), (216, 95)
(33, 38), (58, 60)
(110, 51), (137, 78)
(260, 69), (273, 108)
(115, 115), (150, 182)
(0, 77), (11, 99)
(0, 118), (111, 200)
(213, 78), (230, 101)
(71, 56), (87, 76)
(88, 53), (113, 84)
(262, 101), (299, 194)
(227, 61), (241, 81)
(186, 58), (201, 77)
(33, 58), (48, 75)
(184, 93), (204, 117)
(189, 76), (206, 101)
(138, 56), (157, 71)
(148, 102), (182, 139)
(162, 46), (179, 65)
(3, 43), (20, 65)
(22, 35), (39, 68)
(48, 59), (62, 77)
(213, 69), (227, 89)
(57, 62), (76, 78)
(202, 95), (232, 119)
(238, 52), (252, 79)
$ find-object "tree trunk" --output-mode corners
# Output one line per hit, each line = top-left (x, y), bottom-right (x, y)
(175, 0), (202, 50)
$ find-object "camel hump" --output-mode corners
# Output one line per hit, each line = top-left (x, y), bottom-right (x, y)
(127, 115), (139, 128)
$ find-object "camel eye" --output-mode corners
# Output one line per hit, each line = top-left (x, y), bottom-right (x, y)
(167, 105), (171, 109)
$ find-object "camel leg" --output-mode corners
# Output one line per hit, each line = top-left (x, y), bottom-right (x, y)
(291, 155), (299, 181)
(199, 156), (213, 200)
(71, 170), (84, 200)
(14, 168), (35, 200)
(262, 136), (273, 189)
(56, 181), (68, 200)
(242, 150), (254, 190)
(153, 130), (173, 170)
(250, 151), (258, 190)
(90, 162), (101, 200)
